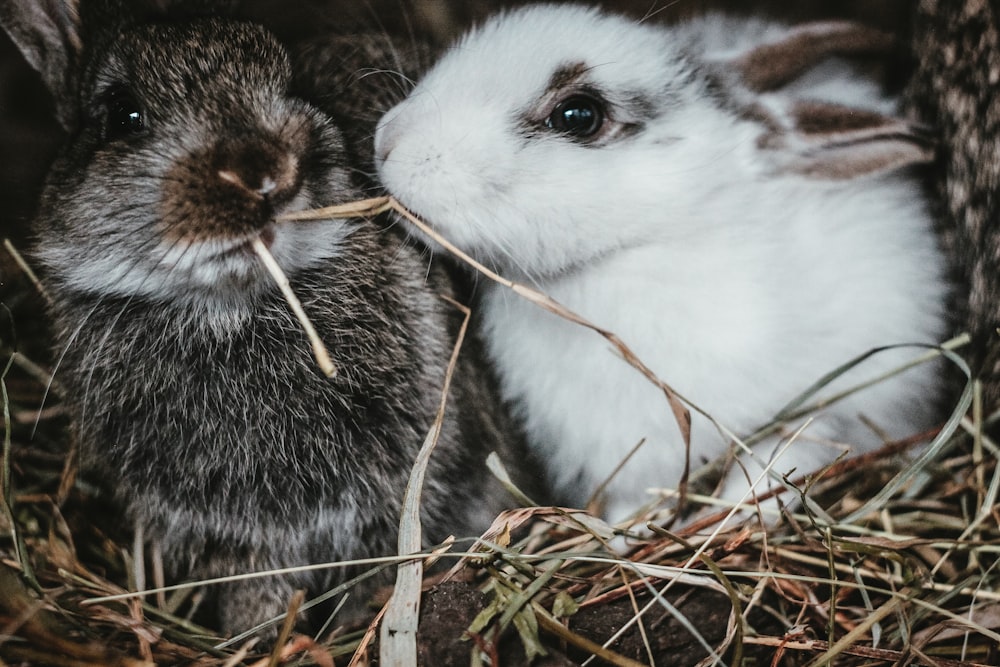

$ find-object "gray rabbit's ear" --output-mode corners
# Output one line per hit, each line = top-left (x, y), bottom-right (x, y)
(754, 100), (936, 179)
(732, 21), (896, 93)
(0, 0), (81, 130)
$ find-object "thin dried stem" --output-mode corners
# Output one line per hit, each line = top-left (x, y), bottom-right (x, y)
(251, 238), (336, 377)
(3, 238), (52, 306)
(380, 298), (471, 666)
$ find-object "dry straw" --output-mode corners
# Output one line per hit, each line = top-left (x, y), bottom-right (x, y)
(1, 200), (996, 667)
(251, 237), (336, 378)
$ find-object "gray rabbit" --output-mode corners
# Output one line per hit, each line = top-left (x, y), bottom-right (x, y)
(907, 0), (1000, 412)
(0, 0), (533, 637)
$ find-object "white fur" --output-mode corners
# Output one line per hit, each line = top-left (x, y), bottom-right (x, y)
(375, 5), (949, 524)
(41, 220), (347, 300)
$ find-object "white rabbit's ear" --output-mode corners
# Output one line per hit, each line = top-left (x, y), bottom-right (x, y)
(732, 21), (896, 93)
(721, 20), (932, 179)
(0, 0), (81, 131)
(756, 100), (936, 179)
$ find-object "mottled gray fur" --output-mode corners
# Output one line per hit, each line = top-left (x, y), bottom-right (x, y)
(906, 0), (1000, 410)
(2, 0), (533, 637)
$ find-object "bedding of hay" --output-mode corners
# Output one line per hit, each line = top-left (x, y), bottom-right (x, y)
(2, 2), (997, 666)
(2, 193), (998, 665)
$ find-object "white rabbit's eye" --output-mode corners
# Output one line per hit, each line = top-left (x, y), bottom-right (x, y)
(104, 86), (145, 140)
(547, 94), (604, 138)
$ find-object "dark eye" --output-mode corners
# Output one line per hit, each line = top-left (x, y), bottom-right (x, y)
(546, 94), (604, 138)
(104, 86), (145, 140)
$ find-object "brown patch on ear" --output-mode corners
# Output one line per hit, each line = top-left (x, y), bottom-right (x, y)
(792, 143), (936, 179)
(760, 100), (937, 179)
(790, 101), (898, 135)
(736, 21), (895, 93)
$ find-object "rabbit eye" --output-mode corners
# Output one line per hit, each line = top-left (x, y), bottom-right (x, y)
(546, 94), (604, 138)
(104, 86), (145, 140)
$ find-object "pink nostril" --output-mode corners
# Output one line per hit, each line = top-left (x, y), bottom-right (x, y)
(216, 156), (296, 201)
(217, 169), (245, 188)
(217, 169), (268, 199)
(213, 132), (301, 205)
(257, 176), (277, 196)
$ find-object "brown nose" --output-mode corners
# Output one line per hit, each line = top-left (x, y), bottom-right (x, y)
(213, 139), (299, 206)
(161, 135), (307, 242)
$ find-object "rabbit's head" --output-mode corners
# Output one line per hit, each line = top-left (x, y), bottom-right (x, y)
(3, 0), (355, 314)
(375, 4), (934, 280)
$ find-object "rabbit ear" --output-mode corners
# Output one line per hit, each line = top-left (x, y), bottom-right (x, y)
(733, 21), (896, 93)
(728, 21), (933, 179)
(755, 99), (936, 179)
(0, 0), (81, 131)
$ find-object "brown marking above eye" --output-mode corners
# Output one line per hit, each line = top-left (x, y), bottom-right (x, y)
(523, 61), (652, 144)
(546, 62), (592, 93)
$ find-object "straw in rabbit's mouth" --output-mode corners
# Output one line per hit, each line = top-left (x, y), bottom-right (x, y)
(250, 231), (336, 378)
(215, 226), (276, 261)
(256, 225), (276, 249)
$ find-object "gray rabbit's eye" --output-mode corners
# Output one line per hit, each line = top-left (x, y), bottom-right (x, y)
(104, 85), (145, 140)
(546, 94), (604, 138)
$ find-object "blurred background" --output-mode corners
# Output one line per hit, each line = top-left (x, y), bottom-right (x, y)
(0, 0), (909, 248)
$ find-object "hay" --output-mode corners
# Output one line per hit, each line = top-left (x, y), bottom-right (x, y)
(251, 238), (336, 378)
(1, 209), (997, 666)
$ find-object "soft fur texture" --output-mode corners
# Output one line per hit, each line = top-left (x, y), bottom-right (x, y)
(375, 4), (950, 525)
(907, 0), (1000, 413)
(3, 0), (532, 637)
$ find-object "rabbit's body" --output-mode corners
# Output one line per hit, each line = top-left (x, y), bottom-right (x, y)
(481, 176), (942, 522)
(4, 0), (527, 635)
(49, 225), (509, 632)
(375, 5), (949, 523)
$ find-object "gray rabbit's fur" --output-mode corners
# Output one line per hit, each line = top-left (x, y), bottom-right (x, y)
(907, 0), (1000, 410)
(2, 0), (531, 636)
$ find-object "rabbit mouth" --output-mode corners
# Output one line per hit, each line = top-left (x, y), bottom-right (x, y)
(212, 226), (276, 262)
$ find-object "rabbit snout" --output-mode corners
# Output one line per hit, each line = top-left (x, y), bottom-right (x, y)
(212, 138), (300, 206)
(163, 135), (301, 242)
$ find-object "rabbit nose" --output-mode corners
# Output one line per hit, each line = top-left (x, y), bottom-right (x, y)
(214, 141), (299, 204)
(217, 170), (283, 198)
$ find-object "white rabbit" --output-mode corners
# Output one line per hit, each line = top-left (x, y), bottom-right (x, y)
(374, 4), (949, 526)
